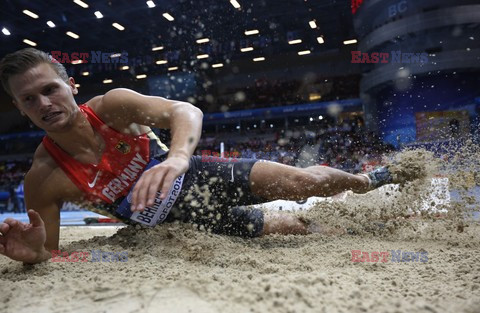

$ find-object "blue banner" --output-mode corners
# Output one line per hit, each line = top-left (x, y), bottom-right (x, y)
(203, 99), (362, 124)
(0, 131), (45, 141)
(0, 99), (362, 139)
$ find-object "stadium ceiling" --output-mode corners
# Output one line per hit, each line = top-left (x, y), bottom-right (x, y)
(0, 0), (355, 67)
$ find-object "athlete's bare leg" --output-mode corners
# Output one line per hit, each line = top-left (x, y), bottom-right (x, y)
(249, 161), (371, 236)
(250, 161), (370, 200)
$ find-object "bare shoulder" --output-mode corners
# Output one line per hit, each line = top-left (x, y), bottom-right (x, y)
(85, 94), (103, 112)
(29, 143), (58, 178)
(85, 89), (151, 134)
(86, 88), (138, 114)
(26, 144), (72, 202)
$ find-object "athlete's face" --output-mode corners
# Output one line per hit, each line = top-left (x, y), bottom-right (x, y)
(9, 63), (79, 132)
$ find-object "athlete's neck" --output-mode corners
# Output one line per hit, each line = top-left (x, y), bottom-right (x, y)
(46, 109), (104, 165)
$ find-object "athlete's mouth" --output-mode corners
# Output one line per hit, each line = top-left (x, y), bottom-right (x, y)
(42, 111), (62, 122)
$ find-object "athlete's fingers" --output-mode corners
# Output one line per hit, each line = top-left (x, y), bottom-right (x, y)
(0, 237), (5, 254)
(146, 171), (166, 207)
(3, 218), (20, 229)
(0, 223), (10, 235)
(130, 180), (140, 212)
(131, 174), (148, 211)
(3, 218), (16, 225)
(134, 172), (155, 212)
(27, 210), (44, 228)
(159, 172), (176, 200)
(138, 175), (155, 211)
(131, 181), (143, 212)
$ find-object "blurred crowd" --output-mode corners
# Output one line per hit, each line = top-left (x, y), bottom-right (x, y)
(198, 75), (360, 112)
(196, 117), (394, 172)
(0, 160), (29, 213)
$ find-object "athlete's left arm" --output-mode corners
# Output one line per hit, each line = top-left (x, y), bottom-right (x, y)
(98, 88), (203, 212)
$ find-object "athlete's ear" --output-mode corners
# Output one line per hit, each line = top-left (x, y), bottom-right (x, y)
(12, 100), (25, 116)
(69, 77), (78, 95)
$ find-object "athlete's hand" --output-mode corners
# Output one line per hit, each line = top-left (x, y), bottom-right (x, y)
(131, 155), (189, 212)
(0, 210), (49, 263)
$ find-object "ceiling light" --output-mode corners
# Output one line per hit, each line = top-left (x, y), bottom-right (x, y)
(196, 38), (210, 44)
(23, 39), (37, 46)
(241, 47), (253, 52)
(288, 39), (302, 45)
(103, 79), (113, 84)
(212, 63), (223, 68)
(156, 60), (168, 65)
(343, 39), (357, 45)
(197, 54), (209, 59)
(112, 23), (125, 31)
(82, 72), (89, 76)
(110, 53), (121, 58)
(317, 37), (324, 44)
(75, 84), (81, 88)
(245, 29), (259, 35)
(253, 57), (265, 62)
(71, 60), (83, 64)
(66, 31), (80, 39)
(146, 1), (155, 8)
(309, 20), (317, 28)
(2, 28), (11, 36)
(73, 0), (89, 8)
(298, 50), (311, 55)
(152, 46), (164, 51)
(120, 66), (129, 70)
(136, 74), (147, 79)
(168, 66), (178, 71)
(47, 21), (56, 28)
(23, 10), (39, 19)
(230, 0), (241, 9)
(163, 13), (174, 21)
(94, 11), (103, 19)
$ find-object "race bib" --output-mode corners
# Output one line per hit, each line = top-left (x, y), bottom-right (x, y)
(115, 159), (184, 227)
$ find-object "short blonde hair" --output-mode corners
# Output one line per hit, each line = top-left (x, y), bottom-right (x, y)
(0, 48), (69, 97)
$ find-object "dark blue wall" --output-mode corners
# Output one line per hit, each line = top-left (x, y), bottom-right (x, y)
(376, 72), (480, 146)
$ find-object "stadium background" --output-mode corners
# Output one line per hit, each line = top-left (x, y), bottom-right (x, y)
(0, 0), (479, 215)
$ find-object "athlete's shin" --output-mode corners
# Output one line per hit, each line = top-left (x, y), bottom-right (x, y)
(250, 162), (371, 201)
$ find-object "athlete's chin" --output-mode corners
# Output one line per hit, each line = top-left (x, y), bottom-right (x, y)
(41, 115), (71, 132)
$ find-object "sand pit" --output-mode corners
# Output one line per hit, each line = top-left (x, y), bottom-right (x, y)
(1, 222), (479, 313)
(1, 148), (480, 313)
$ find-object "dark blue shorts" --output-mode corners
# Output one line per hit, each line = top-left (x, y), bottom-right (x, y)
(165, 156), (267, 237)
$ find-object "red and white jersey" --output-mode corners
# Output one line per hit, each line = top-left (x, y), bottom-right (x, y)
(42, 104), (158, 204)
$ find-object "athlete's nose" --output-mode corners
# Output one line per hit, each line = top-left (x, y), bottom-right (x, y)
(38, 94), (52, 111)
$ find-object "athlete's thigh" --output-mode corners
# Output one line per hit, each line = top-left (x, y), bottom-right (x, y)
(168, 156), (265, 237)
(172, 156), (263, 213)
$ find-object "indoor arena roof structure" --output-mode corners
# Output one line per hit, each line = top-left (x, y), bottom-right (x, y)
(0, 0), (356, 65)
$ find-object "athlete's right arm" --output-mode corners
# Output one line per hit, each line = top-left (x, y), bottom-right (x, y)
(0, 165), (61, 264)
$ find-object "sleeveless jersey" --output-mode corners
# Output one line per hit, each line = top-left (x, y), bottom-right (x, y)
(42, 104), (181, 226)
